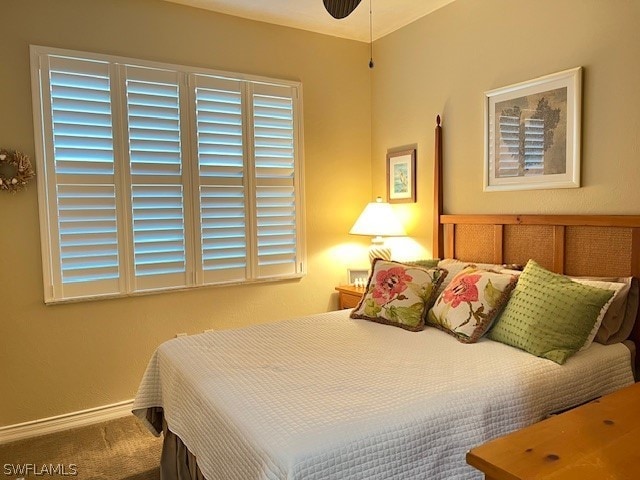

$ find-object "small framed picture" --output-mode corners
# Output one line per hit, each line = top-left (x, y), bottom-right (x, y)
(347, 268), (369, 287)
(387, 148), (416, 203)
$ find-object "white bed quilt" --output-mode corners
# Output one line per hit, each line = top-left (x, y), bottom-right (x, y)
(133, 310), (634, 480)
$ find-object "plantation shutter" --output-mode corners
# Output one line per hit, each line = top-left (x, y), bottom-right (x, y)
(192, 75), (248, 284)
(123, 66), (190, 291)
(33, 46), (305, 303)
(41, 55), (123, 301)
(250, 83), (302, 279)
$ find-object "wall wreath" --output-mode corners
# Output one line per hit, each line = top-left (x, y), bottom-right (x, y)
(0, 149), (35, 193)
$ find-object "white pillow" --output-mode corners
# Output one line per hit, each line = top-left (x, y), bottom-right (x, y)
(499, 268), (523, 276)
(571, 278), (626, 351)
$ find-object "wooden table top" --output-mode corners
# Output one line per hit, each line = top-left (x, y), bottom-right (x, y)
(466, 382), (640, 480)
(334, 284), (366, 294)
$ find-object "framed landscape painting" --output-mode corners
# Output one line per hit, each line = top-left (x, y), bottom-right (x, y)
(387, 148), (416, 203)
(484, 67), (582, 191)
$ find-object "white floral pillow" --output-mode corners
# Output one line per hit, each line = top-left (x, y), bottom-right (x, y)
(427, 267), (518, 343)
(350, 259), (448, 331)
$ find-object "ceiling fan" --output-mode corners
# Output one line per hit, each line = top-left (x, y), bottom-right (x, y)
(323, 0), (374, 68)
(322, 0), (363, 19)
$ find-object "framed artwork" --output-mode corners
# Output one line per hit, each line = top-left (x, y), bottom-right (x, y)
(387, 148), (416, 203)
(484, 67), (582, 191)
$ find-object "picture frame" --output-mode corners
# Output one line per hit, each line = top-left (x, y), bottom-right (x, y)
(387, 148), (416, 203)
(484, 67), (582, 192)
(347, 268), (369, 286)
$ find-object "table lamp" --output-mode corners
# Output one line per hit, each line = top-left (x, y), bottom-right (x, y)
(349, 197), (406, 263)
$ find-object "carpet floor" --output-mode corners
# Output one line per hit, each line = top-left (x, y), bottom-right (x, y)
(0, 415), (163, 480)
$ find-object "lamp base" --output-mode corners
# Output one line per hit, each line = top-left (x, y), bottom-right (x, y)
(369, 237), (391, 263)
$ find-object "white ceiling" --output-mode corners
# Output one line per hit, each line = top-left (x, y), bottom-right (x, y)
(163, 0), (457, 42)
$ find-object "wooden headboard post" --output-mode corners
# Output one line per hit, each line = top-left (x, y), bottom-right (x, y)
(433, 115), (444, 259)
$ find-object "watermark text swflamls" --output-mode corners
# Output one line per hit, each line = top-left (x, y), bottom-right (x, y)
(3, 464), (78, 477)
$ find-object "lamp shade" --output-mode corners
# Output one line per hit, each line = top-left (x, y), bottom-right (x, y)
(349, 197), (406, 237)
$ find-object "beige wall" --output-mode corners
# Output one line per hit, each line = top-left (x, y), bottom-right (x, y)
(0, 0), (372, 426)
(372, 0), (640, 253)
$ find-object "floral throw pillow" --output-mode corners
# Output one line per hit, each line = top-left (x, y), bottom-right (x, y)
(350, 259), (448, 331)
(427, 267), (518, 343)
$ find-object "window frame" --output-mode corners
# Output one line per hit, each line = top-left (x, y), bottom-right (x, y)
(30, 45), (306, 304)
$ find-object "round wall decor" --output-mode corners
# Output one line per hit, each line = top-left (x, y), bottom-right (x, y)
(0, 149), (35, 193)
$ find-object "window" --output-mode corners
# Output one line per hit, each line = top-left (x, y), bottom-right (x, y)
(31, 46), (305, 303)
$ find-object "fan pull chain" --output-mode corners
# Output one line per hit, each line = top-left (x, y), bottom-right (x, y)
(368, 0), (374, 68)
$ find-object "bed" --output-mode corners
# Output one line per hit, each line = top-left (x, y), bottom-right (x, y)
(133, 116), (640, 480)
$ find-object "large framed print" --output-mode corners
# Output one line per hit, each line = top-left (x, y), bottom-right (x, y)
(484, 67), (582, 192)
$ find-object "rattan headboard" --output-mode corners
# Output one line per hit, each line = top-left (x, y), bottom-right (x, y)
(440, 215), (640, 277)
(430, 116), (640, 373)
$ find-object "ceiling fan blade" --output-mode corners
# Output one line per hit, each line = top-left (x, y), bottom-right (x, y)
(323, 0), (363, 19)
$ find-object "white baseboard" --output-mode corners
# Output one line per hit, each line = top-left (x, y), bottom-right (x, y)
(0, 399), (134, 445)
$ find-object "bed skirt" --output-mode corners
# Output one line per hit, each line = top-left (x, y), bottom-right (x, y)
(624, 339), (637, 379)
(143, 407), (206, 480)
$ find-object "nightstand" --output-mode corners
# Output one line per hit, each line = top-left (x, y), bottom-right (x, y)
(335, 285), (365, 309)
(466, 382), (640, 479)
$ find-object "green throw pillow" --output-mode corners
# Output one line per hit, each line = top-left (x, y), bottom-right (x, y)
(488, 260), (614, 364)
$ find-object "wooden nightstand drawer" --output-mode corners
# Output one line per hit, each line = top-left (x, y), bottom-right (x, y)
(335, 285), (365, 309)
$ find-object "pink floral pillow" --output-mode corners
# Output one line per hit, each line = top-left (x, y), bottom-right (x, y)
(350, 259), (448, 331)
(427, 267), (518, 343)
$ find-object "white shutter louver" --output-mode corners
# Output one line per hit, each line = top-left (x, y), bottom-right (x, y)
(47, 56), (121, 299)
(56, 185), (118, 283)
(252, 85), (300, 278)
(194, 76), (247, 283)
(524, 118), (544, 176)
(125, 67), (187, 290)
(497, 115), (520, 178)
